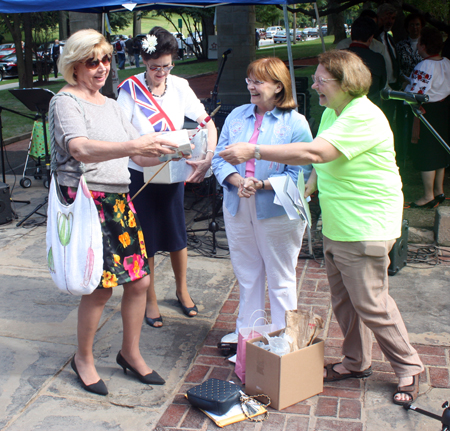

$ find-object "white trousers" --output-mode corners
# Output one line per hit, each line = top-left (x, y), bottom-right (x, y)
(224, 196), (305, 333)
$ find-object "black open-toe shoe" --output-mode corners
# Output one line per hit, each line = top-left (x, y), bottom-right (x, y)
(435, 194), (446, 204)
(176, 293), (198, 317)
(116, 351), (165, 385)
(70, 355), (108, 396)
(145, 314), (163, 328)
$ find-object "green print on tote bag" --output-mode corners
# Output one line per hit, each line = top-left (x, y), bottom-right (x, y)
(46, 174), (103, 295)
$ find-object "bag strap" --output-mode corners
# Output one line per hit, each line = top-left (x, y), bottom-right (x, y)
(48, 92), (86, 175)
(239, 392), (271, 422)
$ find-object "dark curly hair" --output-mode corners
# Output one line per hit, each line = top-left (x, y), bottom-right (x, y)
(404, 13), (426, 30)
(419, 27), (443, 57)
(140, 26), (178, 61)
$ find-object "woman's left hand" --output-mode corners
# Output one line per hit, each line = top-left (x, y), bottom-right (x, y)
(238, 177), (258, 198)
(220, 142), (255, 165)
(186, 158), (211, 183)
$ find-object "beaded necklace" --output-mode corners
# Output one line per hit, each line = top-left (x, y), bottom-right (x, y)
(144, 72), (167, 97)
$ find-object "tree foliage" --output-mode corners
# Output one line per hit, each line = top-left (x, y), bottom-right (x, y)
(255, 5), (283, 27)
(155, 8), (215, 60)
(109, 10), (134, 32)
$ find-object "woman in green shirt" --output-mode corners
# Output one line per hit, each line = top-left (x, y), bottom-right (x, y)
(220, 50), (424, 405)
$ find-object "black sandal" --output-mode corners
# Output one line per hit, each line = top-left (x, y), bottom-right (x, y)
(176, 293), (198, 317)
(145, 314), (163, 328)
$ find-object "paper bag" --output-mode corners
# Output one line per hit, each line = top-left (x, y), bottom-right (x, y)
(284, 310), (324, 352)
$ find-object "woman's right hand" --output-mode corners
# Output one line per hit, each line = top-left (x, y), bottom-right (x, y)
(304, 168), (317, 198)
(135, 133), (178, 158)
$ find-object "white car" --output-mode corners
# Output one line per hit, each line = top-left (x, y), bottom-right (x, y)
(266, 26), (283, 39)
(273, 30), (294, 44)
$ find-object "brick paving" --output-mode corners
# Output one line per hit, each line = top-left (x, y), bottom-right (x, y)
(154, 254), (450, 431)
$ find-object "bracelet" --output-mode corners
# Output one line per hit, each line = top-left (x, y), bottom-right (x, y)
(206, 149), (214, 155)
(260, 180), (265, 189)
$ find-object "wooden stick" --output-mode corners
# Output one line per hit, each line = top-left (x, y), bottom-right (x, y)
(130, 160), (170, 202)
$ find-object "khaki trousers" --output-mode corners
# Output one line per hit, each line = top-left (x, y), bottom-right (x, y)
(323, 236), (424, 378)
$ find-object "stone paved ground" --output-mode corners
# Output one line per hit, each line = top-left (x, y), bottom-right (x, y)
(155, 253), (450, 431)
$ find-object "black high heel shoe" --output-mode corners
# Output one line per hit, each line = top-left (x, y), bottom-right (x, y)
(116, 351), (165, 385)
(435, 194), (446, 204)
(70, 355), (108, 396)
(408, 198), (439, 209)
(176, 293), (198, 318)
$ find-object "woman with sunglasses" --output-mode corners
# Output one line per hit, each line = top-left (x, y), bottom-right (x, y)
(212, 57), (313, 347)
(51, 29), (177, 396)
(117, 27), (217, 328)
(220, 50), (424, 404)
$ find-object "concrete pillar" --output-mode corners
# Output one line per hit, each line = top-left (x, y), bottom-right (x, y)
(435, 206), (450, 246)
(59, 11), (69, 40)
(133, 12), (142, 37)
(68, 12), (102, 35)
(216, 5), (256, 106)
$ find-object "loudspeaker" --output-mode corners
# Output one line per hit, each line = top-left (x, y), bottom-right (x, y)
(0, 182), (13, 225)
(388, 219), (408, 276)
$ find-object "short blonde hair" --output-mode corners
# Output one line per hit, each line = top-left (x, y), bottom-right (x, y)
(318, 50), (371, 98)
(59, 29), (113, 86)
(247, 57), (296, 110)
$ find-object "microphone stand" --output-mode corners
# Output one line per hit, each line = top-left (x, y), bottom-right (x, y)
(408, 102), (450, 155)
(0, 105), (36, 208)
(403, 401), (450, 430)
(187, 49), (231, 254)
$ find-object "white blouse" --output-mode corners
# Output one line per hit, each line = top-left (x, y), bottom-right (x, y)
(117, 73), (206, 172)
(405, 57), (450, 103)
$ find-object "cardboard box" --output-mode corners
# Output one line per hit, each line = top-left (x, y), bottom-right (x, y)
(245, 330), (324, 410)
(143, 129), (211, 184)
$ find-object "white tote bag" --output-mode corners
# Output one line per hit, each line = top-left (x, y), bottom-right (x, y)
(46, 174), (103, 295)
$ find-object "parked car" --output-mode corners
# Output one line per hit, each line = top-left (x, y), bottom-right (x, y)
(0, 43), (16, 59)
(273, 30), (294, 44)
(0, 52), (50, 80)
(257, 28), (266, 40)
(37, 40), (65, 59)
(302, 27), (319, 38)
(111, 34), (128, 43)
(266, 26), (283, 39)
(292, 29), (306, 41)
(321, 25), (328, 36)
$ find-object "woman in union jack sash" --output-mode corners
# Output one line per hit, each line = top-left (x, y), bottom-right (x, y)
(117, 27), (217, 328)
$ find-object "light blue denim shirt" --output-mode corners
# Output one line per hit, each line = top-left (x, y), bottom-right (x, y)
(212, 104), (313, 220)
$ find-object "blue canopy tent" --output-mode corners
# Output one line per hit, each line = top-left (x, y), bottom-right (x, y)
(0, 0), (316, 13)
(0, 0), (325, 103)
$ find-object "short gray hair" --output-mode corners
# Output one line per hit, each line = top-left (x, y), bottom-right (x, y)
(377, 3), (397, 16)
(59, 29), (113, 86)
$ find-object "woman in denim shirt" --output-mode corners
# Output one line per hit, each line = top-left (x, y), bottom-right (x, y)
(212, 57), (313, 344)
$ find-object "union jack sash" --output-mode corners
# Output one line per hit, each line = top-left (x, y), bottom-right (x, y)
(118, 76), (176, 132)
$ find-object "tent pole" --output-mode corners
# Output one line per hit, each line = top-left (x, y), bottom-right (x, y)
(314, 2), (326, 53)
(282, 3), (297, 111)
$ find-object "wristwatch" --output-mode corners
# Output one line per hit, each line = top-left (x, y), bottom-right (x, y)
(254, 145), (261, 160)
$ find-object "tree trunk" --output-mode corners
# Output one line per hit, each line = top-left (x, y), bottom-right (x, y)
(327, 0), (346, 44)
(23, 13), (34, 88)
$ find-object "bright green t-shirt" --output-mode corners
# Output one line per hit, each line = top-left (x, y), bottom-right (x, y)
(314, 96), (403, 242)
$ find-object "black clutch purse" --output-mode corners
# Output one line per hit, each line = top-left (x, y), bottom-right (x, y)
(186, 378), (241, 415)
